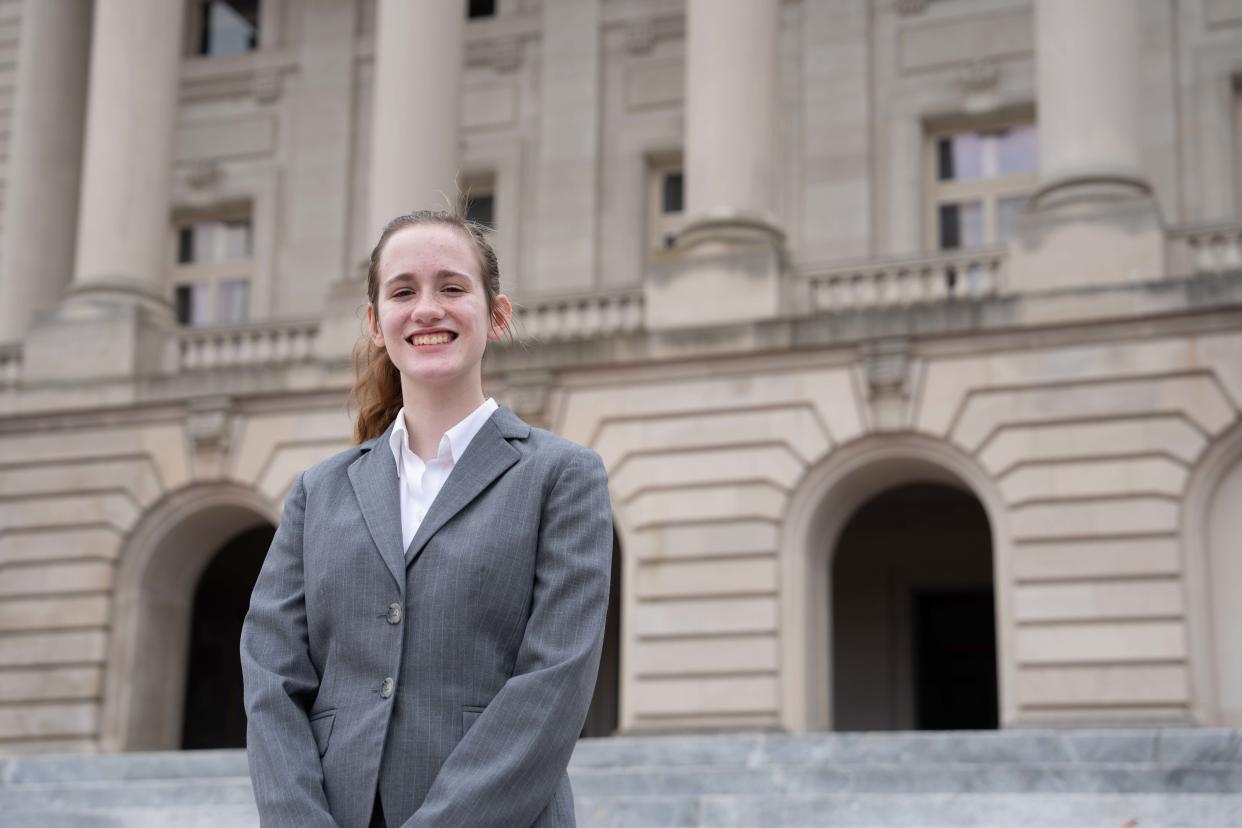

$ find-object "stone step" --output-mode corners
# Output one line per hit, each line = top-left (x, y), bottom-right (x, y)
(569, 762), (1242, 796)
(568, 729), (1242, 769)
(4, 793), (1240, 828)
(6, 759), (1240, 807)
(2, 730), (1241, 828)
(0, 777), (257, 811)
(576, 792), (1242, 828)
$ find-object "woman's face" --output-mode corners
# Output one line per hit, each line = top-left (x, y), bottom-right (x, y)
(368, 223), (508, 395)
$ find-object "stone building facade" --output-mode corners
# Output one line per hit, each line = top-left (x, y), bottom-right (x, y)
(0, 0), (1241, 754)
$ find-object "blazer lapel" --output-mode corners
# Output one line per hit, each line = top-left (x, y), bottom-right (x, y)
(405, 406), (529, 566)
(347, 421), (407, 594)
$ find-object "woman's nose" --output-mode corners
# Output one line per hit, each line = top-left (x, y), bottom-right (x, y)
(410, 293), (444, 322)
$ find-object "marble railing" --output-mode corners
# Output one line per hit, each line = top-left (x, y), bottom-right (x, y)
(509, 288), (645, 342)
(800, 246), (1008, 312)
(0, 342), (20, 385)
(176, 318), (320, 371)
(1168, 221), (1242, 277)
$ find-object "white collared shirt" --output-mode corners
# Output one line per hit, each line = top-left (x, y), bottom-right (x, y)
(387, 397), (499, 554)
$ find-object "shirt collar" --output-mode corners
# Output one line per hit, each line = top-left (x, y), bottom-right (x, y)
(388, 397), (499, 476)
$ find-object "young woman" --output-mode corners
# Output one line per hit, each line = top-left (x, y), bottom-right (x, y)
(241, 211), (613, 828)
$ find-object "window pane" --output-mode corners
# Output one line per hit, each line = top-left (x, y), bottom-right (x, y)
(938, 201), (983, 250)
(175, 285), (194, 325)
(201, 0), (259, 56)
(217, 280), (249, 325)
(176, 283), (211, 327)
(996, 124), (1038, 177)
(467, 0), (496, 18)
(194, 222), (218, 262)
(661, 172), (684, 214)
(225, 220), (253, 259)
(938, 133), (985, 181)
(177, 227), (195, 264)
(464, 194), (495, 230)
(997, 194), (1028, 241)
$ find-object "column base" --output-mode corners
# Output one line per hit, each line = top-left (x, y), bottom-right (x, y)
(645, 212), (787, 330)
(1008, 178), (1166, 293)
(22, 279), (174, 381)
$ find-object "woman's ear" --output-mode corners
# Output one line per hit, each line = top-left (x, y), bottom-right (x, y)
(367, 304), (385, 348)
(488, 294), (513, 342)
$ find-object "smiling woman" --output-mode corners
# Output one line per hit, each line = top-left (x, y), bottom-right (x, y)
(240, 210), (613, 828)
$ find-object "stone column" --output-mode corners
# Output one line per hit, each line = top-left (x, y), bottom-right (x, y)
(0, 1), (92, 342)
(366, 0), (464, 237)
(683, 0), (781, 230)
(72, 0), (184, 306)
(317, 0), (464, 363)
(647, 0), (786, 329)
(23, 0), (185, 380)
(1010, 0), (1164, 291)
(1035, 0), (1144, 193)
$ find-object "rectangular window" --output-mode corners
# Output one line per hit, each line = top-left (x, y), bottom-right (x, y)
(661, 171), (684, 215)
(172, 212), (254, 327)
(467, 0), (497, 19)
(197, 0), (260, 56)
(464, 193), (495, 230)
(928, 121), (1038, 250)
(647, 156), (684, 251)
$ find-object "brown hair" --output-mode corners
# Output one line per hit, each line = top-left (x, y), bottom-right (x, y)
(348, 210), (505, 444)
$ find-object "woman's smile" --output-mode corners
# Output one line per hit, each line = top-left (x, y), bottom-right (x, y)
(407, 329), (457, 348)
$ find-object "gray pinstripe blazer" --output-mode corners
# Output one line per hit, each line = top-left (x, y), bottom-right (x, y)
(240, 405), (612, 828)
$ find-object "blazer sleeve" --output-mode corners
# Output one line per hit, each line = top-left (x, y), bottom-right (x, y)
(404, 447), (613, 828)
(240, 471), (338, 828)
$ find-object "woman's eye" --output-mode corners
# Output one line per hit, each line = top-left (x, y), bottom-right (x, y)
(443, 285), (466, 295)
(392, 289), (414, 298)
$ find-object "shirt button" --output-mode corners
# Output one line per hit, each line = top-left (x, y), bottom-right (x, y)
(387, 603), (402, 624)
(380, 677), (395, 699)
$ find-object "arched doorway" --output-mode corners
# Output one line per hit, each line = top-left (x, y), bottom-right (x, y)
(581, 530), (622, 737)
(1185, 423), (1242, 726)
(832, 483), (996, 731)
(1204, 458), (1242, 725)
(181, 524), (275, 749)
(780, 435), (1013, 732)
(103, 484), (277, 751)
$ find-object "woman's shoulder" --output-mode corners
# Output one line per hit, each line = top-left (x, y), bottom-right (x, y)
(518, 423), (607, 483)
(296, 438), (375, 491)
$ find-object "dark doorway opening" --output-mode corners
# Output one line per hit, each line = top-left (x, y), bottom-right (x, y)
(914, 590), (998, 729)
(832, 483), (996, 731)
(582, 531), (622, 737)
(180, 524), (273, 749)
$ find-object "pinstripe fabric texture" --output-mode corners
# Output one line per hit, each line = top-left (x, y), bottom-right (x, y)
(241, 405), (612, 828)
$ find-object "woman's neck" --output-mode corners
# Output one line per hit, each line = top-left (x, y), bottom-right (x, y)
(399, 380), (487, 461)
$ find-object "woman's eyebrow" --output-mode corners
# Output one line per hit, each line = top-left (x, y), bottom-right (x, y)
(383, 269), (472, 287)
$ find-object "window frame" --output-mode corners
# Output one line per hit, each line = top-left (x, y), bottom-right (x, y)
(170, 205), (255, 328)
(923, 115), (1038, 252)
(646, 153), (685, 253)
(186, 0), (262, 58)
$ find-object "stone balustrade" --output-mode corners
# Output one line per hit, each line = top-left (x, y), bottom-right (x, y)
(176, 318), (320, 371)
(800, 247), (1008, 312)
(1168, 221), (1242, 277)
(510, 288), (645, 342)
(0, 342), (20, 385)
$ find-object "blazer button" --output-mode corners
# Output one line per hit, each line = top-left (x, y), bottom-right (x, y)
(386, 602), (402, 624)
(380, 677), (395, 699)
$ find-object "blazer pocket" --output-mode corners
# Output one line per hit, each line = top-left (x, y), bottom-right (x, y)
(309, 709), (336, 757)
(461, 705), (486, 739)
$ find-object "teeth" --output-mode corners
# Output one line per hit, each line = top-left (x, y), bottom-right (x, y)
(411, 333), (452, 346)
